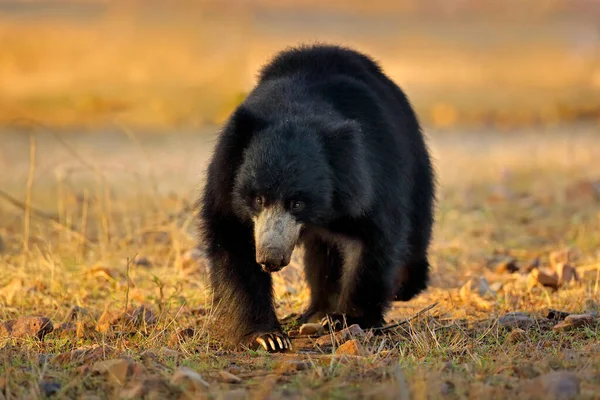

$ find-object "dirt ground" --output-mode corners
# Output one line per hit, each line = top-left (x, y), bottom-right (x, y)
(0, 124), (599, 399)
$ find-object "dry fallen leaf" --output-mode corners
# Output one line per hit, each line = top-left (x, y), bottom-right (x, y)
(460, 276), (497, 309)
(553, 314), (596, 332)
(527, 269), (559, 290)
(92, 358), (137, 386)
(508, 328), (527, 343)
(554, 263), (580, 286)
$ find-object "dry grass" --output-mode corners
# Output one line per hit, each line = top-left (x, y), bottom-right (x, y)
(0, 125), (599, 399)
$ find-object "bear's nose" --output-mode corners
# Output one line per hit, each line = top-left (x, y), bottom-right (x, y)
(256, 247), (289, 270)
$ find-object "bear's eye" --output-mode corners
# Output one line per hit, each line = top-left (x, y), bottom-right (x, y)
(255, 196), (264, 206)
(290, 200), (304, 212)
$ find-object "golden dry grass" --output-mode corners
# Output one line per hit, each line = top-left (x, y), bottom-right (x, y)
(0, 124), (599, 399)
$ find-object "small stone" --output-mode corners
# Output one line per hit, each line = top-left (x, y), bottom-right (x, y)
(508, 328), (527, 343)
(171, 367), (209, 392)
(554, 263), (579, 286)
(299, 323), (324, 336)
(134, 256), (152, 268)
(39, 382), (61, 397)
(460, 277), (496, 299)
(340, 324), (365, 339)
(527, 269), (559, 290)
(92, 358), (136, 385)
(218, 370), (242, 384)
(498, 312), (534, 330)
(336, 339), (364, 356)
(440, 381), (455, 396)
(0, 234), (4, 253)
(547, 309), (571, 321)
(553, 314), (596, 332)
(459, 276), (497, 309)
(522, 371), (580, 400)
(7, 316), (53, 339)
(169, 327), (195, 347)
(496, 259), (519, 274)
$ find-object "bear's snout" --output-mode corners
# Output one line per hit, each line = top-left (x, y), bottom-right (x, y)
(253, 204), (302, 273)
(256, 247), (290, 272)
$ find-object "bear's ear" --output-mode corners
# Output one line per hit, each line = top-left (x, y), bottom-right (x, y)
(322, 119), (374, 216)
(228, 106), (268, 136)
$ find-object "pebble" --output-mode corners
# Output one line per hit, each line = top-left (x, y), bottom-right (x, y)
(498, 312), (534, 330)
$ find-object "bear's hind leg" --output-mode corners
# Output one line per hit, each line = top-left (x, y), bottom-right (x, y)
(393, 256), (430, 301)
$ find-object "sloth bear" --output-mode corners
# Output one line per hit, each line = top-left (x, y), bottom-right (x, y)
(199, 44), (435, 352)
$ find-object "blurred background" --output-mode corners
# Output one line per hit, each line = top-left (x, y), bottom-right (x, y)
(0, 0), (599, 237)
(1, 0), (599, 131)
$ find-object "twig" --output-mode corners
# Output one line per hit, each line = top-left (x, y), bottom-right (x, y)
(124, 255), (136, 316)
(369, 302), (439, 333)
(22, 135), (36, 262)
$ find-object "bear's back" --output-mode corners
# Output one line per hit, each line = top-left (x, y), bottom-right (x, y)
(258, 44), (384, 85)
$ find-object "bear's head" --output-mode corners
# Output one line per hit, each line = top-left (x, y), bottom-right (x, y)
(231, 115), (337, 272)
(228, 104), (371, 273)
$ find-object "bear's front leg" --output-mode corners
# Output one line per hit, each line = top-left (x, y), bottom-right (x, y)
(205, 216), (291, 353)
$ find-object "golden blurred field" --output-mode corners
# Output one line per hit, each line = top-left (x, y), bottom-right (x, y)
(0, 0), (599, 130)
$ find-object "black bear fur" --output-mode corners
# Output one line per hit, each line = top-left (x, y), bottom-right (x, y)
(198, 43), (436, 352)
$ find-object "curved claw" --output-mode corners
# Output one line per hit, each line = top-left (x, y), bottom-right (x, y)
(252, 331), (292, 353)
(256, 337), (269, 351)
